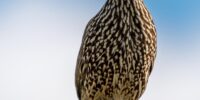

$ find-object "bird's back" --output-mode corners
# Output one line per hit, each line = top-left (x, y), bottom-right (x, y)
(75, 0), (156, 100)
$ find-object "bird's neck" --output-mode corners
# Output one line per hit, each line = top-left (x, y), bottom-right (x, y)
(106, 0), (144, 13)
(107, 0), (143, 6)
(104, 0), (145, 19)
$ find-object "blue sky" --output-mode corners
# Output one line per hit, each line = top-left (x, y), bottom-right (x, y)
(0, 0), (200, 100)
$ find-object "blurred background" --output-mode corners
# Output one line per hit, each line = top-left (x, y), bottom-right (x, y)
(0, 0), (200, 100)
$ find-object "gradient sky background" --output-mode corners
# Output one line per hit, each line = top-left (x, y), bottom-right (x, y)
(0, 0), (200, 100)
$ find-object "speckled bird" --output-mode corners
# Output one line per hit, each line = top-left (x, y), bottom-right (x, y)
(75, 0), (157, 100)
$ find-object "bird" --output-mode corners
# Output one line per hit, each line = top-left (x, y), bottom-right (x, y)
(75, 0), (157, 100)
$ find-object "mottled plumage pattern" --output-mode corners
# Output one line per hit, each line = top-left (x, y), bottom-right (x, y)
(75, 0), (156, 100)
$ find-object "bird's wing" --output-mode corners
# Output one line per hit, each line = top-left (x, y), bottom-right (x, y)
(75, 18), (95, 98)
